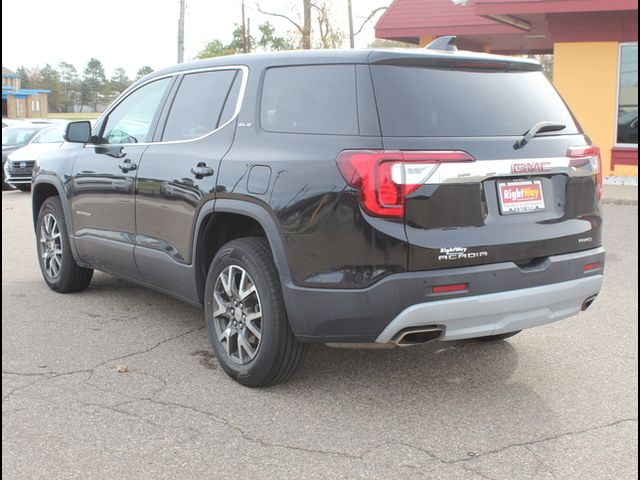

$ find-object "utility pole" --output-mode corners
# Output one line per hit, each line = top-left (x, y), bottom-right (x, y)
(177, 0), (186, 63)
(241, 0), (247, 53)
(347, 0), (355, 48)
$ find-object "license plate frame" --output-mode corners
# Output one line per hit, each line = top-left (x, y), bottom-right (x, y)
(497, 179), (546, 215)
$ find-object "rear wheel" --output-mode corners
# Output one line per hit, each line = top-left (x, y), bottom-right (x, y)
(475, 331), (522, 342)
(36, 197), (93, 293)
(16, 184), (31, 192)
(204, 237), (307, 387)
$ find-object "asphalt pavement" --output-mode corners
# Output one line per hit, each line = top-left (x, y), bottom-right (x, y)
(2, 190), (638, 480)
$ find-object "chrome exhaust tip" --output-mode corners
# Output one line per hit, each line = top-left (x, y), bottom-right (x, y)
(392, 326), (443, 347)
(581, 295), (598, 311)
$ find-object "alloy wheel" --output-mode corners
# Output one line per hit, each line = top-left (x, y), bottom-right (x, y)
(212, 265), (263, 365)
(39, 213), (63, 278)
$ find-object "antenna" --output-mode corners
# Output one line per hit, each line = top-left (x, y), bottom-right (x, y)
(425, 36), (458, 51)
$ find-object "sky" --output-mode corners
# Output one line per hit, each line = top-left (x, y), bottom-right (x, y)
(2, 0), (387, 78)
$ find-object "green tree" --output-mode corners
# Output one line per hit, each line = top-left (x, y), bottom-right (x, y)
(82, 58), (107, 112)
(58, 62), (80, 112)
(196, 39), (239, 59)
(135, 66), (154, 80)
(196, 21), (293, 59)
(16, 66), (32, 88)
(33, 64), (64, 113)
(257, 22), (295, 51)
(109, 67), (132, 101)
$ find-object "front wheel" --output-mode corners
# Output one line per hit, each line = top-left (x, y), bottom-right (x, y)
(204, 237), (307, 387)
(36, 197), (93, 292)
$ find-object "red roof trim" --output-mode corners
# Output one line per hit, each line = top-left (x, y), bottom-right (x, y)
(475, 0), (638, 15)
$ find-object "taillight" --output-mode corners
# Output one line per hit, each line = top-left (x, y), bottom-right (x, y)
(336, 150), (475, 218)
(568, 145), (602, 199)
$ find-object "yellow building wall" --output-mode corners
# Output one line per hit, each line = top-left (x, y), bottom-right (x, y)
(554, 42), (637, 176)
(419, 36), (435, 47)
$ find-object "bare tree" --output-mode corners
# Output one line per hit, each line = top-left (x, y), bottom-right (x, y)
(352, 6), (387, 38)
(256, 1), (311, 49)
(312, 2), (342, 49)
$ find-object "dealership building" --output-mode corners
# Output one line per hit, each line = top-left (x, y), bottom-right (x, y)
(375, 0), (638, 177)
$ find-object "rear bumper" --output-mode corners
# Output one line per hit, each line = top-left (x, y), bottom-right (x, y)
(375, 275), (602, 343)
(284, 247), (605, 342)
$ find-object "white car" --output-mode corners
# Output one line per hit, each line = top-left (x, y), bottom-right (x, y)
(4, 127), (66, 191)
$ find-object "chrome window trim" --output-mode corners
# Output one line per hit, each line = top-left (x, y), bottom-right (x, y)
(85, 65), (249, 148)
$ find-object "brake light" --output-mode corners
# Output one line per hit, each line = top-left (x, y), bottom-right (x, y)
(432, 283), (468, 294)
(336, 150), (475, 218)
(584, 262), (602, 272)
(568, 145), (602, 199)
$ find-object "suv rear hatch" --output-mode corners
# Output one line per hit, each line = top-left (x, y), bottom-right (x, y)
(367, 51), (602, 271)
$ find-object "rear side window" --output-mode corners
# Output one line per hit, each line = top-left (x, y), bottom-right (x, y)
(371, 66), (579, 137)
(261, 65), (358, 135)
(162, 69), (239, 141)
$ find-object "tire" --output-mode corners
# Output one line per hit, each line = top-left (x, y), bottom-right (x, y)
(16, 184), (31, 192)
(36, 196), (93, 293)
(204, 237), (307, 387)
(475, 331), (522, 342)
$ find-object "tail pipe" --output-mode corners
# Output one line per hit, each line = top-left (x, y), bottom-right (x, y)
(581, 294), (598, 311)
(391, 326), (444, 347)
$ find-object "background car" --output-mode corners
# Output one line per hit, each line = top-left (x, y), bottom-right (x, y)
(2, 124), (50, 189)
(4, 126), (66, 191)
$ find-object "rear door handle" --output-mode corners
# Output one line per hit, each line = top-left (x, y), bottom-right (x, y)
(191, 163), (214, 177)
(118, 159), (137, 173)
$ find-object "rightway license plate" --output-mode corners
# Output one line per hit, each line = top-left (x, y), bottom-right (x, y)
(497, 179), (546, 215)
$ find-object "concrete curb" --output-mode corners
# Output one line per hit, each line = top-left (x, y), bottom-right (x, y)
(601, 185), (638, 206)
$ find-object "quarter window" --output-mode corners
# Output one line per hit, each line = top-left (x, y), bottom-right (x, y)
(261, 65), (358, 135)
(101, 78), (171, 144)
(162, 70), (239, 141)
(617, 43), (638, 145)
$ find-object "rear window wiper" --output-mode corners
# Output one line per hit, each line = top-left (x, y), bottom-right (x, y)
(514, 121), (566, 149)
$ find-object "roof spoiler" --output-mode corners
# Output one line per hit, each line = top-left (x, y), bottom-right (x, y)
(425, 36), (457, 52)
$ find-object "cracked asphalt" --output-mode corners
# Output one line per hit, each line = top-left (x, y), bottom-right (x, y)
(2, 190), (638, 480)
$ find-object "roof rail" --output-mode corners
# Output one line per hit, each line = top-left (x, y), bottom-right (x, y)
(425, 36), (457, 51)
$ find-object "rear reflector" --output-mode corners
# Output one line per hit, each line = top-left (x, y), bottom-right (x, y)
(432, 283), (468, 294)
(336, 150), (475, 218)
(568, 145), (602, 199)
(583, 262), (602, 272)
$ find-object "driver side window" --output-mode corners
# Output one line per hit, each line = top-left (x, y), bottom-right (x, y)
(101, 78), (171, 144)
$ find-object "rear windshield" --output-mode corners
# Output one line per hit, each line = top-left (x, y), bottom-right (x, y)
(371, 66), (579, 137)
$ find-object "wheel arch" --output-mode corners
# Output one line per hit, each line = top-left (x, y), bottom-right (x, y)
(32, 176), (82, 264)
(192, 199), (294, 304)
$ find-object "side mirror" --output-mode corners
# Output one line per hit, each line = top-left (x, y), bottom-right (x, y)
(64, 121), (92, 144)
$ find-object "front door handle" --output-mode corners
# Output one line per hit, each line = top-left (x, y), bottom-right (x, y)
(191, 163), (214, 178)
(118, 159), (137, 173)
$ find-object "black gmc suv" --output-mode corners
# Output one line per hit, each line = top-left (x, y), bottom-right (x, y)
(32, 41), (605, 387)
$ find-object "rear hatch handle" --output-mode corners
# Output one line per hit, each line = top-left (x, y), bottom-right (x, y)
(514, 121), (566, 149)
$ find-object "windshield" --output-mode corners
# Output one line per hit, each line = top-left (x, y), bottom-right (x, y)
(2, 127), (42, 147)
(32, 128), (65, 144)
(370, 66), (580, 137)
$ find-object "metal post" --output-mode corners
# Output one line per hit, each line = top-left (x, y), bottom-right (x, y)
(178, 0), (185, 63)
(348, 0), (355, 48)
(241, 0), (247, 53)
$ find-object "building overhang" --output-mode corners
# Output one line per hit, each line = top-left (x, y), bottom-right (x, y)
(375, 0), (638, 54)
